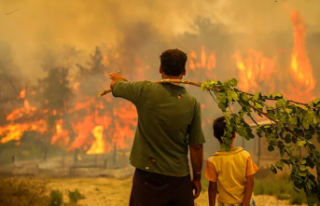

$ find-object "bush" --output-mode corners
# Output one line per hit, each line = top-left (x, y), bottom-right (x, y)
(0, 178), (49, 206)
(68, 189), (84, 204)
(50, 190), (63, 206)
(254, 178), (308, 205)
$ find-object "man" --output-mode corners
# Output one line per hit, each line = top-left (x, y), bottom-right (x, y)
(109, 49), (205, 206)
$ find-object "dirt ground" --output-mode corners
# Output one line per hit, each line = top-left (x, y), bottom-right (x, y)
(47, 177), (304, 206)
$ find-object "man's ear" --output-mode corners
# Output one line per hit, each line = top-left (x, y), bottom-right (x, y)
(182, 68), (186, 76)
(159, 67), (163, 74)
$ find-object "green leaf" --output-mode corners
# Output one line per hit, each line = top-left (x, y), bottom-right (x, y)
(313, 98), (320, 105)
(242, 93), (249, 101)
(289, 117), (298, 125)
(285, 134), (292, 143)
(200, 83), (207, 91)
(307, 111), (316, 123)
(217, 92), (227, 103)
(302, 118), (310, 129)
(270, 139), (278, 146)
(276, 99), (287, 107)
(285, 108), (293, 113)
(228, 78), (238, 86)
(305, 134), (313, 140)
(270, 165), (277, 174)
(300, 159), (307, 165)
(223, 137), (232, 144)
(271, 93), (283, 99)
(218, 102), (226, 111)
(257, 128), (263, 138)
(297, 140), (306, 147)
(254, 102), (263, 109)
(299, 165), (307, 171)
(226, 90), (233, 103)
(231, 91), (239, 101)
(220, 144), (230, 151)
(266, 107), (274, 112)
(268, 145), (274, 151)
(276, 161), (285, 168)
(298, 170), (307, 176)
(252, 92), (261, 101)
(312, 115), (318, 125)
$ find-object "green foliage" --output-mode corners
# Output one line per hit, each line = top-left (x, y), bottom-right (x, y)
(201, 78), (320, 204)
(0, 178), (50, 206)
(50, 190), (63, 206)
(254, 178), (308, 205)
(68, 189), (84, 204)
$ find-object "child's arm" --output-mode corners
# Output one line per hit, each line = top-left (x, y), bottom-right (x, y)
(205, 159), (218, 206)
(242, 174), (254, 206)
(208, 181), (217, 206)
(242, 156), (259, 206)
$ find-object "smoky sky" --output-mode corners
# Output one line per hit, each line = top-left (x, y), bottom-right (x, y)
(1, 0), (320, 79)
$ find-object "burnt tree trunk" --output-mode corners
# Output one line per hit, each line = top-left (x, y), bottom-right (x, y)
(43, 145), (49, 162)
(73, 149), (78, 165)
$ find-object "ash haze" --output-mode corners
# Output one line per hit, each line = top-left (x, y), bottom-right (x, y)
(0, 0), (320, 79)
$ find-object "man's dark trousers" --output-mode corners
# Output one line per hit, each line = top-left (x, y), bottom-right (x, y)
(129, 168), (194, 206)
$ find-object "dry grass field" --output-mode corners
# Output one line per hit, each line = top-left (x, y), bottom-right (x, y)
(46, 177), (306, 206)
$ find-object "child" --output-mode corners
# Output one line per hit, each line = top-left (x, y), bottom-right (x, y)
(205, 116), (259, 206)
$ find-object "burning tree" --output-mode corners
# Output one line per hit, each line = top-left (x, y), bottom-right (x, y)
(38, 67), (73, 161)
(0, 42), (22, 122)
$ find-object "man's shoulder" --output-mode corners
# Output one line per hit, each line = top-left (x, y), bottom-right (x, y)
(132, 80), (153, 85)
(182, 92), (200, 105)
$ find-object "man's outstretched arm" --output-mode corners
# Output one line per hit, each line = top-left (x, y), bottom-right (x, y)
(190, 144), (203, 199)
(109, 72), (128, 89)
(109, 73), (147, 105)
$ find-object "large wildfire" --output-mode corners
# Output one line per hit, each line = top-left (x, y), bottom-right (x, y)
(0, 9), (318, 156)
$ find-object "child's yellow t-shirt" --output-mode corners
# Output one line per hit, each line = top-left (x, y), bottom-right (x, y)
(205, 146), (259, 204)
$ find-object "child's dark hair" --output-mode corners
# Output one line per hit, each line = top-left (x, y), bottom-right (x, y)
(213, 116), (227, 143)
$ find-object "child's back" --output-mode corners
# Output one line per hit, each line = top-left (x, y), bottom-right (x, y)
(206, 147), (258, 204)
(205, 116), (259, 206)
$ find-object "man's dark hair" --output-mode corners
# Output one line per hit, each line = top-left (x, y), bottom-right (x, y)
(213, 116), (227, 143)
(160, 49), (187, 76)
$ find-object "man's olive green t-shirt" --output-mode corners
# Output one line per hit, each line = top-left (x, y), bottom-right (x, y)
(112, 80), (205, 177)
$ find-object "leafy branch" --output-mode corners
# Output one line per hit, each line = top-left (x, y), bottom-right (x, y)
(201, 78), (320, 206)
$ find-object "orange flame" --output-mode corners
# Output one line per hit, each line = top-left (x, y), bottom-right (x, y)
(0, 120), (46, 144)
(19, 89), (26, 99)
(87, 126), (105, 154)
(189, 46), (216, 80)
(232, 49), (276, 94)
(1, 11), (318, 156)
(287, 10), (316, 101)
